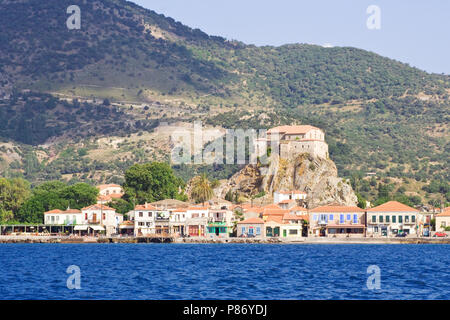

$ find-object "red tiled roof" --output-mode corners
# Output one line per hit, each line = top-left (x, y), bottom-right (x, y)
(283, 213), (306, 221)
(44, 209), (81, 214)
(309, 205), (365, 213)
(290, 206), (307, 212)
(265, 216), (285, 224)
(44, 209), (63, 214)
(279, 199), (297, 204)
(262, 204), (282, 210)
(367, 201), (419, 213)
(263, 209), (290, 216)
(97, 194), (123, 201)
(277, 190), (307, 195)
(436, 207), (450, 217)
(267, 125), (320, 135)
(237, 217), (265, 224)
(135, 203), (157, 211)
(187, 206), (209, 211)
(82, 204), (116, 211)
(97, 184), (122, 190)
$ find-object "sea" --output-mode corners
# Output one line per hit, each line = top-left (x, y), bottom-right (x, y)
(0, 243), (448, 300)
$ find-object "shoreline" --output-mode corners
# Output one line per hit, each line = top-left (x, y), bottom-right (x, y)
(0, 235), (449, 244)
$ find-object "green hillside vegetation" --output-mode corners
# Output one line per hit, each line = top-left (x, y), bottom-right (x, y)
(0, 0), (448, 207)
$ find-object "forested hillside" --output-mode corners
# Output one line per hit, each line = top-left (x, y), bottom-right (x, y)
(0, 0), (448, 206)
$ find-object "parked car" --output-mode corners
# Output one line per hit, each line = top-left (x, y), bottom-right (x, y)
(433, 232), (448, 238)
(396, 232), (407, 237)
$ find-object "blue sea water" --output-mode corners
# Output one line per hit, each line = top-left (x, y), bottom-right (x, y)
(0, 243), (448, 300)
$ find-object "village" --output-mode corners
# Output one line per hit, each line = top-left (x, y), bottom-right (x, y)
(0, 125), (448, 243)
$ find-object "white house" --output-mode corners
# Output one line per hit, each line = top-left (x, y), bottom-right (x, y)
(96, 184), (124, 204)
(81, 204), (122, 236)
(273, 190), (307, 204)
(44, 208), (83, 226)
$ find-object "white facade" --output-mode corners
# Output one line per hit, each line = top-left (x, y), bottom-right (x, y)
(273, 191), (307, 204)
(44, 209), (83, 226)
(82, 204), (122, 236)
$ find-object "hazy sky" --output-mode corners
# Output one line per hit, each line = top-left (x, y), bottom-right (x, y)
(132, 0), (450, 75)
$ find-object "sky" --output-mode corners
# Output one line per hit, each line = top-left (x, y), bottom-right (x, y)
(132, 0), (450, 75)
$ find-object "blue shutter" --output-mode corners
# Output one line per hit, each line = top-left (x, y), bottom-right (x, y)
(340, 214), (344, 224)
(353, 214), (358, 223)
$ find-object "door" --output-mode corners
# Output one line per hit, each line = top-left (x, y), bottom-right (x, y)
(283, 229), (287, 237)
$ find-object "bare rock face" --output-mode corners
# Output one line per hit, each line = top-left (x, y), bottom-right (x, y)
(222, 153), (358, 208)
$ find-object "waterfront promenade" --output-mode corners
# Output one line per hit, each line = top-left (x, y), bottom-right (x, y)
(1, 234), (449, 244)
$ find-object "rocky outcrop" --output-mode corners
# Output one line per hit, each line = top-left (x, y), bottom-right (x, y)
(221, 152), (358, 208)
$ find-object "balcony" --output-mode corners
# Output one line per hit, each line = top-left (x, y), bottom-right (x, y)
(88, 219), (100, 224)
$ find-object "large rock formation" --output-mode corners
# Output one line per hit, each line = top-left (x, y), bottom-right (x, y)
(220, 153), (358, 208)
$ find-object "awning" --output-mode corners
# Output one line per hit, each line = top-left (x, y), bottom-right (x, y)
(90, 225), (105, 231)
(74, 225), (88, 231)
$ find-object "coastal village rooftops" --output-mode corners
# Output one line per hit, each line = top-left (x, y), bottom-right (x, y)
(290, 206), (308, 212)
(436, 207), (450, 217)
(263, 209), (290, 216)
(278, 199), (297, 204)
(237, 217), (264, 224)
(97, 184), (122, 190)
(187, 206), (209, 211)
(309, 205), (365, 213)
(265, 215), (285, 224)
(150, 199), (190, 209)
(262, 204), (282, 210)
(97, 194), (123, 201)
(277, 190), (307, 195)
(135, 203), (157, 211)
(367, 201), (419, 212)
(44, 208), (82, 214)
(283, 213), (307, 221)
(172, 208), (187, 213)
(267, 125), (320, 135)
(82, 204), (116, 211)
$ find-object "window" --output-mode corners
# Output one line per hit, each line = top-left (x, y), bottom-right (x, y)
(330, 214), (334, 221)
(289, 229), (298, 235)
(340, 214), (345, 224)
(85, 213), (88, 220)
(399, 216), (403, 223)
(313, 214), (318, 221)
(139, 212), (143, 217)
(241, 227), (245, 234)
(51, 216), (55, 223)
(148, 212), (152, 217)
(102, 213), (106, 220)
(379, 216), (383, 223)
(412, 215), (415, 223)
(372, 216), (376, 223)
(346, 214), (351, 221)
(386, 215), (390, 223)
(256, 227), (261, 235)
(405, 216), (409, 223)
(392, 215), (396, 223)
(353, 214), (358, 224)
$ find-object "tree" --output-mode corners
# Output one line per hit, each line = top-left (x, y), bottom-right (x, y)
(190, 174), (213, 204)
(58, 183), (99, 209)
(0, 178), (31, 220)
(16, 181), (98, 223)
(124, 162), (186, 204)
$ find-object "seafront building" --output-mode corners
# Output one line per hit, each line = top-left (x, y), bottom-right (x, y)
(435, 207), (450, 232)
(44, 204), (123, 236)
(366, 201), (419, 236)
(308, 205), (366, 237)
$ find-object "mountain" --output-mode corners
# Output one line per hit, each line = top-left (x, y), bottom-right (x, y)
(0, 0), (448, 205)
(216, 152), (358, 208)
